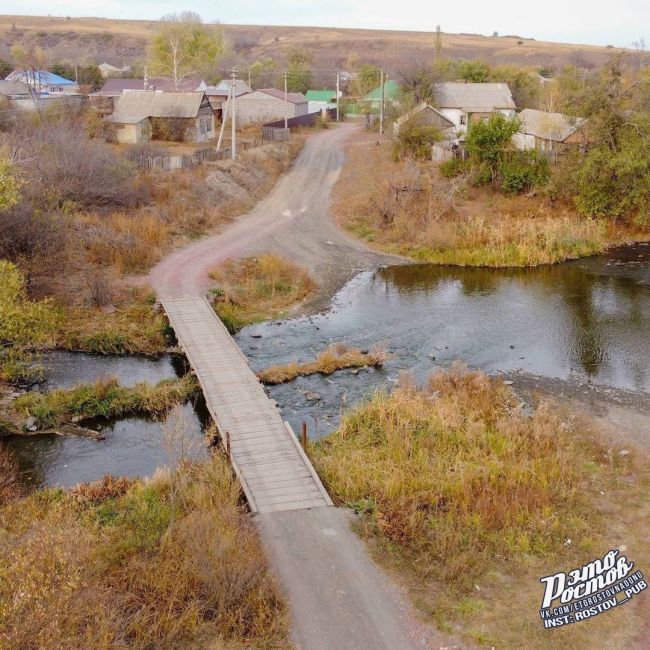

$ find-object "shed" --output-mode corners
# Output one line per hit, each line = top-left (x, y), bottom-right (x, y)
(513, 108), (587, 152)
(106, 113), (151, 143)
(234, 88), (308, 126)
(111, 91), (215, 143)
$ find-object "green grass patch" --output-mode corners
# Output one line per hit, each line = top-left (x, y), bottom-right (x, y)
(12, 375), (198, 429)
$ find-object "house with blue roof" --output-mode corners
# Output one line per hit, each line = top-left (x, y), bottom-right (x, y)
(5, 69), (79, 95)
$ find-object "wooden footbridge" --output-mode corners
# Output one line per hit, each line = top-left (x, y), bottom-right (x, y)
(162, 297), (333, 514)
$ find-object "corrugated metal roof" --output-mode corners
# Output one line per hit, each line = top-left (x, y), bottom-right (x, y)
(258, 88), (307, 104)
(306, 89), (337, 102)
(206, 79), (252, 97)
(365, 80), (399, 102)
(518, 108), (585, 141)
(106, 113), (149, 125)
(395, 102), (456, 128)
(6, 70), (75, 86)
(114, 91), (206, 118)
(0, 80), (31, 96)
(434, 82), (515, 110)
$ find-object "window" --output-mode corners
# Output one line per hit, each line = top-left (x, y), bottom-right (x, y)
(460, 114), (467, 126)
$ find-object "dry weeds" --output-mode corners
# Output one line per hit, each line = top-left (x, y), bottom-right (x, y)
(312, 363), (649, 647)
(210, 253), (316, 332)
(333, 131), (648, 267)
(257, 343), (388, 384)
(0, 455), (289, 649)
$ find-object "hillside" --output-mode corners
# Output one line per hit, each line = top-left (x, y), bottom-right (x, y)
(0, 14), (630, 76)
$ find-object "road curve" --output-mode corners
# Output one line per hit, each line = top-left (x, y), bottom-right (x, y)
(152, 125), (449, 649)
(149, 123), (397, 302)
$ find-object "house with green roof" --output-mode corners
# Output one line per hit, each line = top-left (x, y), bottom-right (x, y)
(305, 89), (340, 112)
(363, 80), (400, 112)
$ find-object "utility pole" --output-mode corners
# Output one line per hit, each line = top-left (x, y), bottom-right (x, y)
(379, 69), (385, 137)
(231, 67), (237, 160)
(284, 69), (288, 130)
(74, 64), (78, 85)
(336, 71), (340, 122)
(248, 68), (251, 89)
(143, 65), (149, 90)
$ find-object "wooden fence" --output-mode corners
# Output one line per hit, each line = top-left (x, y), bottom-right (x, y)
(129, 138), (267, 172)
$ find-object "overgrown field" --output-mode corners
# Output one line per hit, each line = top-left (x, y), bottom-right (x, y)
(334, 131), (647, 267)
(210, 254), (316, 332)
(311, 364), (650, 648)
(0, 450), (289, 649)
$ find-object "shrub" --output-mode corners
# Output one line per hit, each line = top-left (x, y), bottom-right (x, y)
(439, 157), (470, 178)
(574, 133), (650, 222)
(500, 151), (550, 194)
(11, 119), (140, 209)
(394, 122), (442, 161)
(151, 117), (187, 142)
(0, 260), (60, 348)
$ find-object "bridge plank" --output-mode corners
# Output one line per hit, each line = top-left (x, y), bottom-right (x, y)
(162, 297), (333, 514)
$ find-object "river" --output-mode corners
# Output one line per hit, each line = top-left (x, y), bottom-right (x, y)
(5, 243), (649, 486)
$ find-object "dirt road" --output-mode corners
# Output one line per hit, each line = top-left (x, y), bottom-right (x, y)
(152, 126), (456, 649)
(150, 123), (399, 304)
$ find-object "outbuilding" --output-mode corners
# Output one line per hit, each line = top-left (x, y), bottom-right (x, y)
(109, 91), (215, 143)
(234, 88), (308, 125)
(513, 108), (587, 153)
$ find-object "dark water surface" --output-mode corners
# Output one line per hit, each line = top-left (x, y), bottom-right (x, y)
(6, 353), (209, 489)
(6, 243), (649, 484)
(237, 243), (650, 437)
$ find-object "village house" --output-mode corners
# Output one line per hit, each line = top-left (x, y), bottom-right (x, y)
(107, 91), (215, 144)
(393, 102), (457, 138)
(204, 79), (252, 121)
(92, 76), (208, 113)
(5, 69), (79, 95)
(513, 108), (588, 153)
(98, 62), (132, 78)
(305, 89), (340, 113)
(432, 82), (516, 137)
(234, 88), (308, 125)
(364, 79), (400, 111)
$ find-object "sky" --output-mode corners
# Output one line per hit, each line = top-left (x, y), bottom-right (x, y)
(1, 0), (648, 48)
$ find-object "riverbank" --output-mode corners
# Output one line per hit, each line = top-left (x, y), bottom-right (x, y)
(332, 130), (649, 267)
(311, 365), (650, 648)
(0, 450), (289, 648)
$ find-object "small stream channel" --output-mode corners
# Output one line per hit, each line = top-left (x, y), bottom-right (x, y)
(5, 243), (649, 487)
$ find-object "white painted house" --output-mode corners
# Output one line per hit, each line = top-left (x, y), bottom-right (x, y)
(432, 82), (516, 139)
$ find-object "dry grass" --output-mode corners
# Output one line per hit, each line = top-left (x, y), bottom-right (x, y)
(0, 15), (624, 72)
(0, 444), (21, 505)
(311, 363), (650, 647)
(58, 287), (170, 355)
(257, 343), (388, 384)
(334, 132), (648, 267)
(210, 254), (317, 332)
(0, 454), (289, 649)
